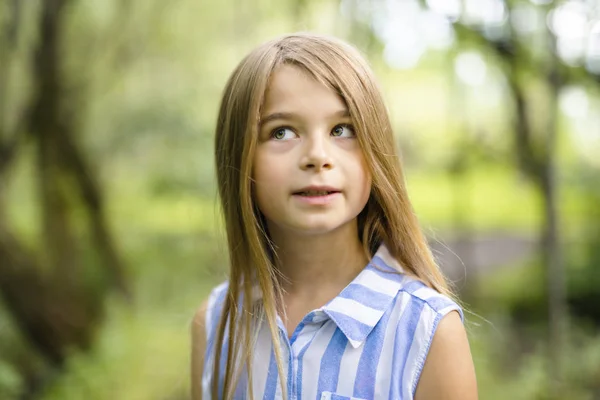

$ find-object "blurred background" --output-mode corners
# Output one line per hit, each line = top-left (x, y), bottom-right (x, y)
(0, 0), (599, 399)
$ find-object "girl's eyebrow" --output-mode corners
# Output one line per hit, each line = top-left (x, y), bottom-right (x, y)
(259, 109), (350, 128)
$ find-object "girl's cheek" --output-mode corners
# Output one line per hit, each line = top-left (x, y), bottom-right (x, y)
(335, 137), (361, 150)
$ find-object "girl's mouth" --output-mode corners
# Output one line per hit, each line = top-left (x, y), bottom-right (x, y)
(295, 190), (338, 196)
(291, 189), (341, 205)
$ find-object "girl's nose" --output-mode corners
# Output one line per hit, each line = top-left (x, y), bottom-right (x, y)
(299, 135), (333, 172)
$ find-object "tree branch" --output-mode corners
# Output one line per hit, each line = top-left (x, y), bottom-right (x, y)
(0, 0), (25, 175)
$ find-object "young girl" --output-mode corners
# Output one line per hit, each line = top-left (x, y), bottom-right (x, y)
(191, 33), (478, 400)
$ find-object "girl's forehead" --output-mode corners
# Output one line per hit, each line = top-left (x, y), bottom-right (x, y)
(261, 64), (347, 114)
(266, 64), (316, 92)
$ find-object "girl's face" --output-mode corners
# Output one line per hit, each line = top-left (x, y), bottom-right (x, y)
(253, 64), (372, 237)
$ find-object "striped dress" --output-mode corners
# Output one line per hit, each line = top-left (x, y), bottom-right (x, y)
(201, 244), (463, 400)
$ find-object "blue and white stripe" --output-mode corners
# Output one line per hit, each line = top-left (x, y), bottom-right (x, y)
(202, 244), (463, 400)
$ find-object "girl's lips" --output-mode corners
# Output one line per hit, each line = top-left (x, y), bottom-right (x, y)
(292, 186), (340, 195)
(292, 191), (341, 205)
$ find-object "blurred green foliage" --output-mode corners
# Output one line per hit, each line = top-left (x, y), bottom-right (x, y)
(1, 0), (600, 399)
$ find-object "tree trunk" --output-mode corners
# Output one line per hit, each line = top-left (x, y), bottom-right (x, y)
(0, 0), (129, 392)
(540, 42), (565, 396)
(505, 34), (565, 398)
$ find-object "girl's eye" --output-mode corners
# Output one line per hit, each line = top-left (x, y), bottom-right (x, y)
(331, 124), (355, 138)
(271, 127), (295, 140)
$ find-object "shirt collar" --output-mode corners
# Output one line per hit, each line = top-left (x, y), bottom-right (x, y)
(250, 243), (406, 348)
(320, 243), (406, 348)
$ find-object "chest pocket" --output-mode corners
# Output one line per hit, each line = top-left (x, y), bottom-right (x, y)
(320, 392), (367, 400)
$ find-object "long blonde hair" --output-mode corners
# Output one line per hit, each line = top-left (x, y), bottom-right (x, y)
(213, 32), (453, 399)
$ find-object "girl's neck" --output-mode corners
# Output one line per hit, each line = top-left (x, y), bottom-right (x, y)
(267, 221), (369, 298)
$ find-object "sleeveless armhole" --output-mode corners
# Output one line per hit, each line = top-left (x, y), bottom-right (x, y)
(407, 287), (463, 397)
(202, 282), (229, 399)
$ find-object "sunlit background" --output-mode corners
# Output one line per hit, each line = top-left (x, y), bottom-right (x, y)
(1, 0), (599, 399)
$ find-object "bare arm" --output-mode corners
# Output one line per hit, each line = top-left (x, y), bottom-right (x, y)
(191, 300), (209, 400)
(414, 311), (478, 400)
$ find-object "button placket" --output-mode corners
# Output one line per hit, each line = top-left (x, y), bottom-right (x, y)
(291, 319), (323, 400)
